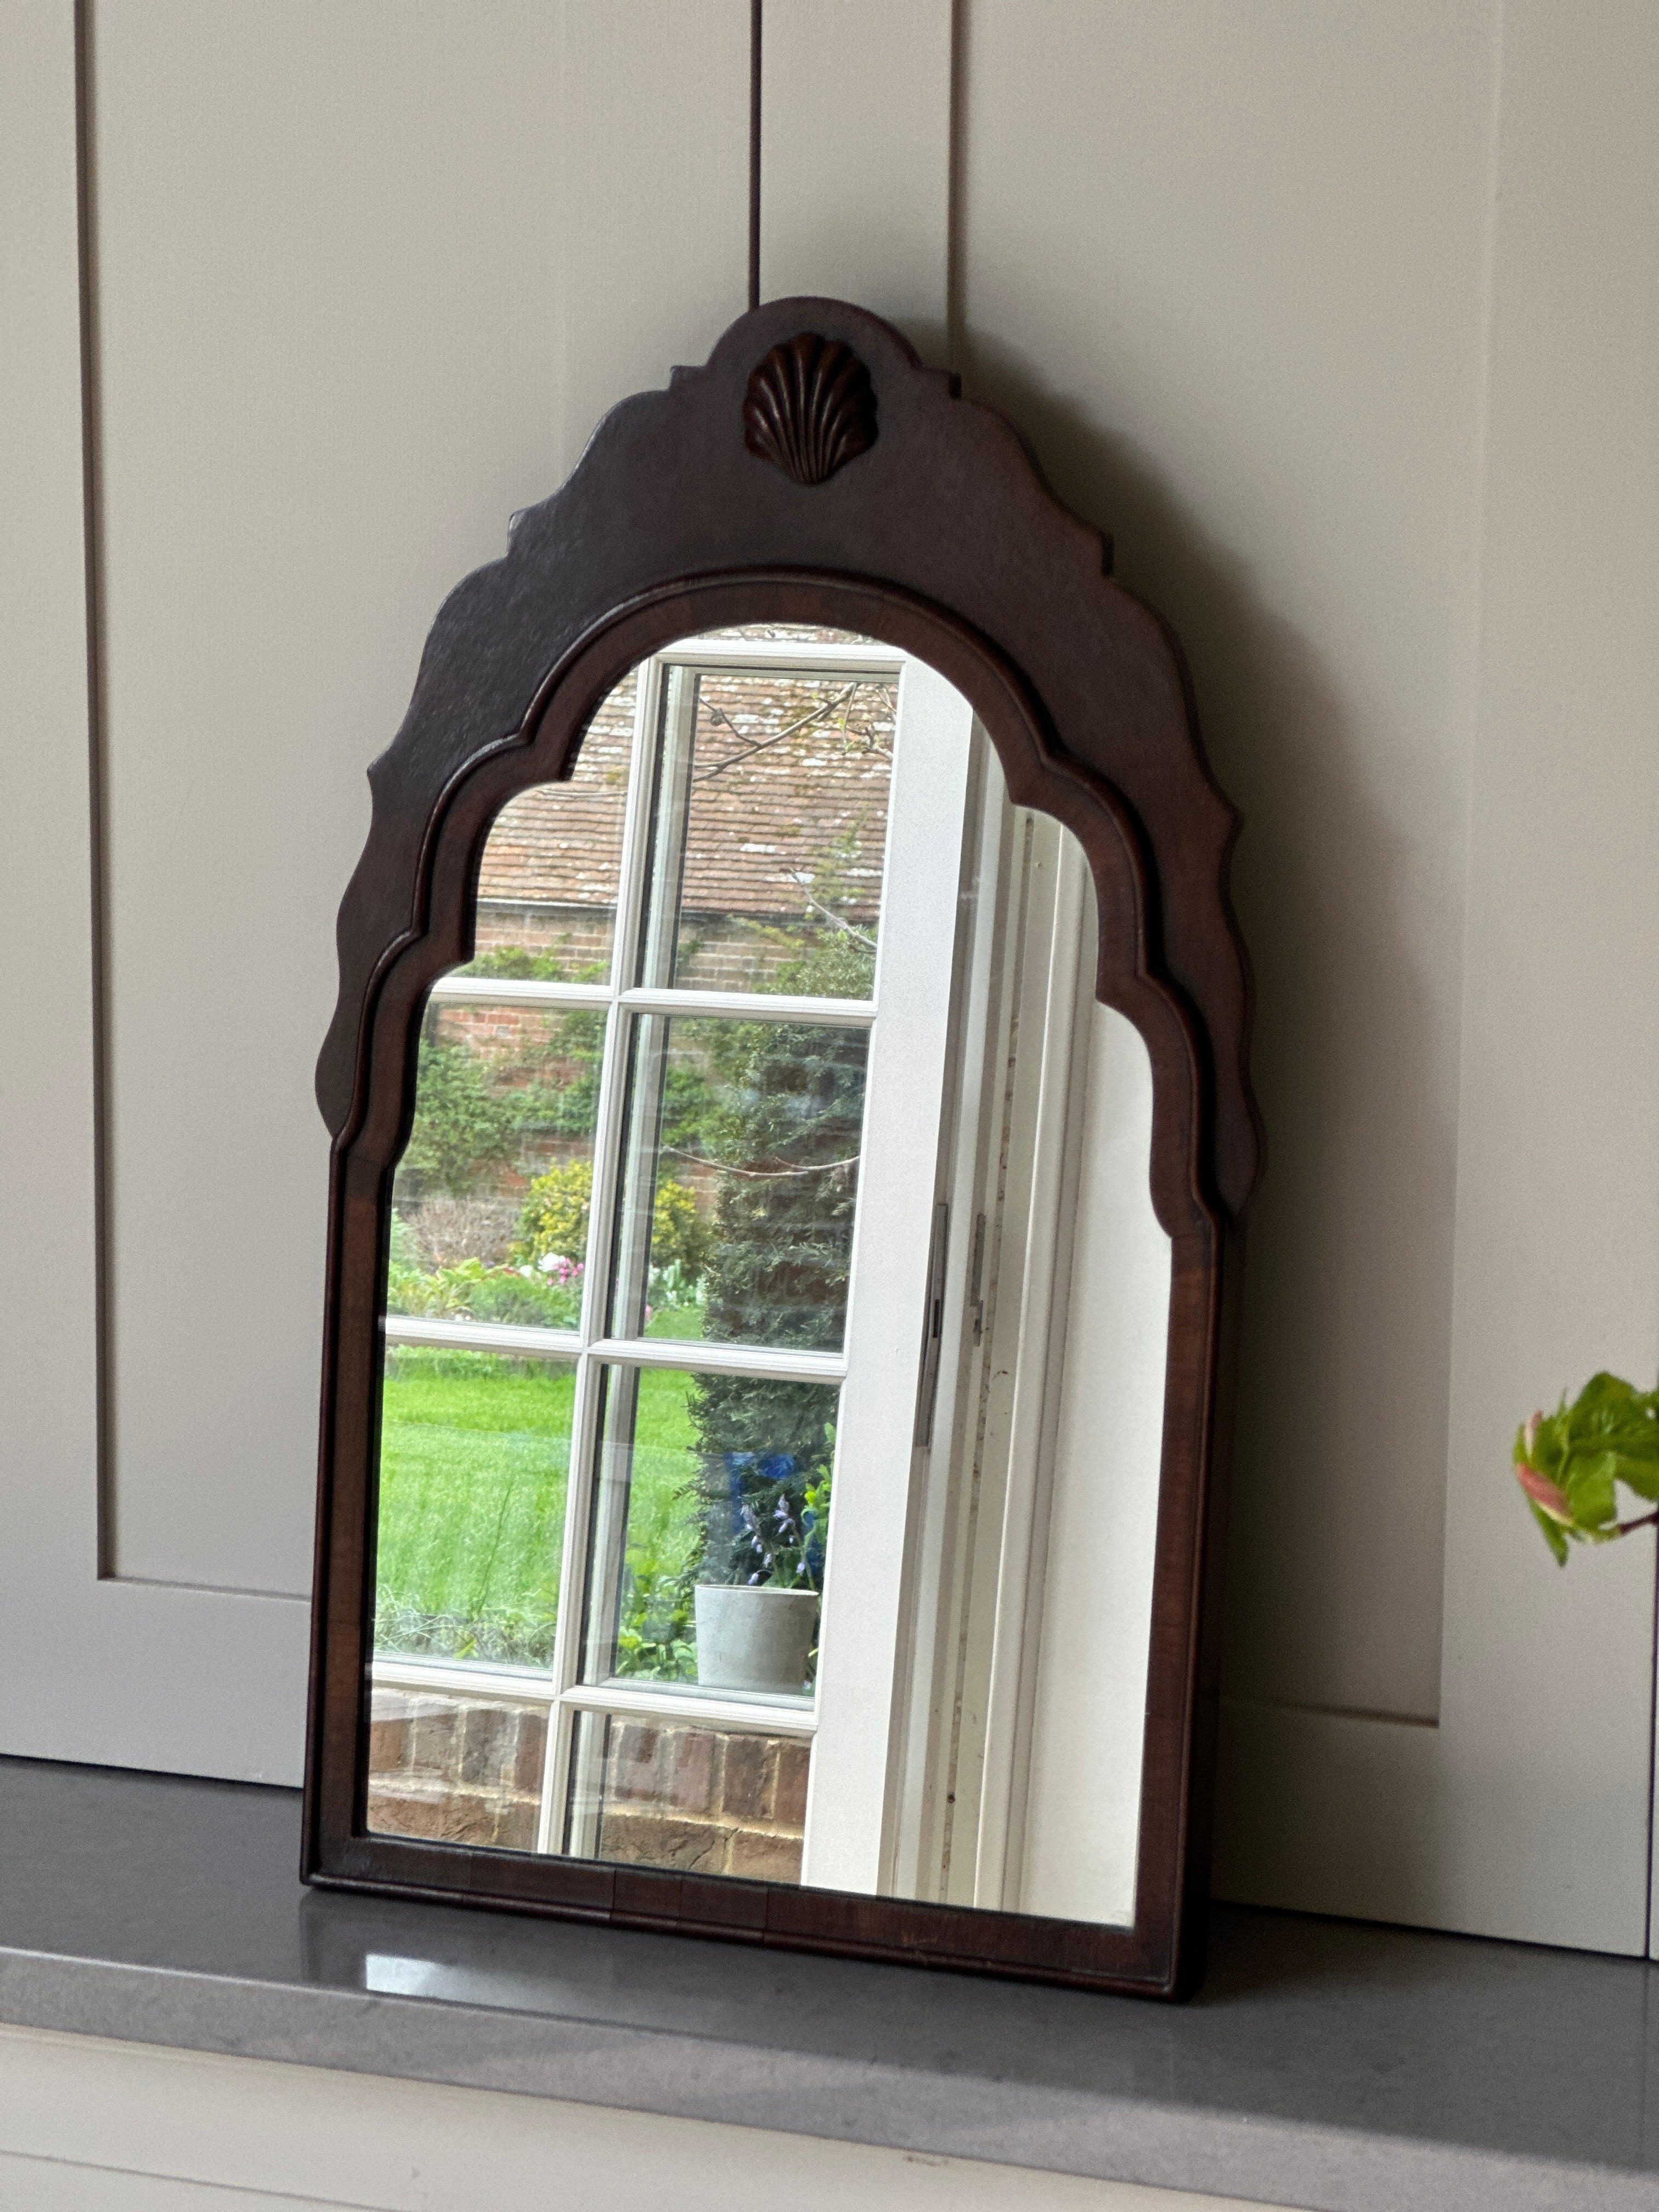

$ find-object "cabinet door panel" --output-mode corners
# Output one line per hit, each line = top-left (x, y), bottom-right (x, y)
(1, 0), (745, 1779)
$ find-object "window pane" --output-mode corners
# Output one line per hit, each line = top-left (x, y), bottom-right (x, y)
(565, 1711), (809, 1882)
(579, 1363), (837, 1695)
(636, 662), (893, 995)
(606, 1014), (869, 1351)
(374, 1347), (574, 1666)
(389, 1001), (602, 1319)
(368, 1684), (548, 1851)
(466, 667), (636, 974)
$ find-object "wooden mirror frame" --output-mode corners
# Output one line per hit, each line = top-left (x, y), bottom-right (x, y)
(302, 298), (1260, 1999)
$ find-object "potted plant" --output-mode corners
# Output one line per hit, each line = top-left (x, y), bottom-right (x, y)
(694, 1460), (828, 1696)
(1512, 1372), (1659, 1561)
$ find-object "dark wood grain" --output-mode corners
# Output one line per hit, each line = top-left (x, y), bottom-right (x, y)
(302, 298), (1260, 2000)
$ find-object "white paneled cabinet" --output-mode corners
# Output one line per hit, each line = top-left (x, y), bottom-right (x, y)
(956, 0), (1659, 1956)
(1213, 0), (1659, 1955)
(2, 0), (747, 1780)
(89, 0), (749, 1608)
(5, 0), (1658, 1952)
(93, 0), (562, 1598)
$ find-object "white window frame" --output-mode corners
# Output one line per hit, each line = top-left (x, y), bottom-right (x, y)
(375, 639), (978, 1875)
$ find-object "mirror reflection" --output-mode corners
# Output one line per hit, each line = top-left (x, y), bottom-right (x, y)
(367, 627), (1170, 1926)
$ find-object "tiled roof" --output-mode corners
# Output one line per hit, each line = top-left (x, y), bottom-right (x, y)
(477, 662), (896, 924)
(477, 676), (635, 916)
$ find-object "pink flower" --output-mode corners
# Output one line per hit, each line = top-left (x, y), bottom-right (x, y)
(535, 1254), (585, 1286)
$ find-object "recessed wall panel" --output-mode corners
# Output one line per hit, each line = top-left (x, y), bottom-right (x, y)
(92, 1), (747, 1594)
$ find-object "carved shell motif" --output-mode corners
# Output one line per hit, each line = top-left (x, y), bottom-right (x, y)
(743, 334), (877, 486)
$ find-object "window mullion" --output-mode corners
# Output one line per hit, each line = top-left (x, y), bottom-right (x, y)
(428, 976), (611, 1008)
(635, 665), (699, 989)
(383, 1313), (578, 1358)
(561, 1681), (814, 1740)
(580, 652), (668, 1350)
(618, 985), (876, 1025)
(655, 640), (905, 676)
(584, 1335), (845, 1384)
(534, 1347), (601, 1852)
(535, 654), (667, 1853)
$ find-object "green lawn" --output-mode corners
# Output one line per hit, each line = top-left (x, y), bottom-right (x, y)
(374, 1346), (702, 1664)
(642, 1300), (706, 1341)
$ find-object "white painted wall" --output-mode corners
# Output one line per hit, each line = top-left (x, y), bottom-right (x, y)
(760, 0), (952, 345)
(6, 0), (1659, 1957)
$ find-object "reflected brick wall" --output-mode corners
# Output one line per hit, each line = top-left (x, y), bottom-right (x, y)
(366, 1689), (546, 1850)
(598, 1718), (808, 1882)
(365, 1686), (809, 1882)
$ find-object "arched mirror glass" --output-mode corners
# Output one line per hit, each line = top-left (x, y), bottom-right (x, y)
(362, 626), (1170, 1928)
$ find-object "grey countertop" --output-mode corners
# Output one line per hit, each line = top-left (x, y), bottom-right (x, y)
(2, 1755), (1655, 2211)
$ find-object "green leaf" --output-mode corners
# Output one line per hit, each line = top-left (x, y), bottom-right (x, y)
(1511, 1369), (1659, 1562)
(1561, 1455), (1618, 1531)
(1575, 1372), (1643, 1414)
(1529, 1417), (1569, 1479)
(1529, 1499), (1570, 1565)
(1606, 1452), (1659, 1504)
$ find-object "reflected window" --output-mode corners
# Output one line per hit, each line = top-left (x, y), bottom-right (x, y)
(371, 629), (904, 1872)
(635, 661), (893, 995)
(365, 627), (1154, 1925)
(607, 1015), (869, 1350)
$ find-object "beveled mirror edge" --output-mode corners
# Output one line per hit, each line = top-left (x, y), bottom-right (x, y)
(303, 299), (1259, 2001)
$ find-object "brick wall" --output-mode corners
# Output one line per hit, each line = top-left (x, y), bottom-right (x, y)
(598, 1717), (808, 1882)
(366, 1685), (809, 1882)
(367, 1688), (546, 1850)
(475, 665), (894, 934)
(471, 899), (818, 993)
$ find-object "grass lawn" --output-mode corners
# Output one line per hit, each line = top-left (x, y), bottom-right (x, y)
(642, 1301), (706, 1341)
(374, 1344), (703, 1662)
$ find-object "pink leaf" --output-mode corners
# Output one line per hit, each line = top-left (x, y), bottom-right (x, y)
(1515, 1460), (1572, 1525)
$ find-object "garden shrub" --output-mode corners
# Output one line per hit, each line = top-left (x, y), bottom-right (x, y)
(399, 1040), (522, 1196)
(686, 932), (873, 1594)
(514, 1159), (593, 1263)
(515, 1158), (710, 1279)
(387, 1249), (584, 1329)
(613, 1481), (701, 1681)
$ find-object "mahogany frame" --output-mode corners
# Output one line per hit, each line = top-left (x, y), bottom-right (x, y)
(302, 298), (1259, 1999)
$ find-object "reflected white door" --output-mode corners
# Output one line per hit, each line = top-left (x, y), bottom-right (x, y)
(800, 659), (977, 1891)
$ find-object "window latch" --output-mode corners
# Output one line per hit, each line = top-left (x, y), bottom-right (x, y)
(913, 1200), (951, 1447)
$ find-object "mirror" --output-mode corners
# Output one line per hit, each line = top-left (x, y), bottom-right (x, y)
(305, 298), (1256, 1996)
(362, 627), (1169, 1927)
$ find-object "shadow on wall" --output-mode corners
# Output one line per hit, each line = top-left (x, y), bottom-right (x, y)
(957, 334), (1457, 1738)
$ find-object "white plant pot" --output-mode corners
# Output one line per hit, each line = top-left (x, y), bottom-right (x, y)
(694, 1583), (819, 1695)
